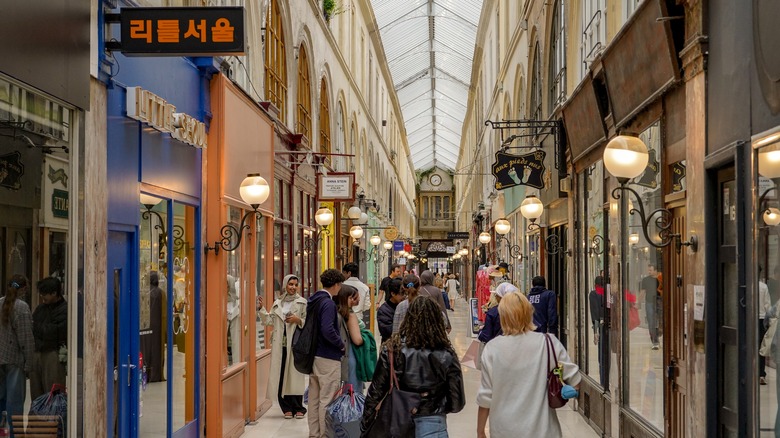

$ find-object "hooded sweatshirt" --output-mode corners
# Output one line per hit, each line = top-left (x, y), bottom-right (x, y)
(419, 270), (447, 312)
(528, 285), (558, 336)
(308, 290), (345, 361)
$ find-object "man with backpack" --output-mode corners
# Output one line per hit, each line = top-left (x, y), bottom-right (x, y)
(527, 275), (559, 337)
(306, 269), (346, 438)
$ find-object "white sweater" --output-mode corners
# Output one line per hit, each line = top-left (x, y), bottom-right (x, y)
(476, 332), (581, 438)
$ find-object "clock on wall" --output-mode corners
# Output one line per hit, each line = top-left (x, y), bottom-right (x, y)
(430, 174), (442, 186)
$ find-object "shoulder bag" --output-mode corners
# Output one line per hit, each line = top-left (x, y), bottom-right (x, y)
(362, 348), (419, 438)
(545, 333), (568, 408)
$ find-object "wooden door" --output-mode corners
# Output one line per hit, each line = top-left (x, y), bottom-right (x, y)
(664, 205), (687, 437)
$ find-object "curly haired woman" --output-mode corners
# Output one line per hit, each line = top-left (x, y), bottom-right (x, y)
(361, 296), (465, 437)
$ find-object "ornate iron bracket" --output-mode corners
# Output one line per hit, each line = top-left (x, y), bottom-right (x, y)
(612, 183), (697, 254)
(589, 234), (606, 256)
(302, 226), (332, 252)
(484, 119), (566, 175)
(545, 233), (572, 257)
(204, 209), (261, 255)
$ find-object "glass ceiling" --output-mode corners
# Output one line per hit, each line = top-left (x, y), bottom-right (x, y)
(370, 0), (483, 171)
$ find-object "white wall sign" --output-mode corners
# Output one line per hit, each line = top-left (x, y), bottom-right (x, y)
(446, 246), (456, 254)
(693, 285), (705, 321)
(126, 86), (208, 148)
(318, 173), (355, 201)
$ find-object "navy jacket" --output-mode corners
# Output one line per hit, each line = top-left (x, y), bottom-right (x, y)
(528, 286), (558, 336)
(308, 290), (345, 361)
(377, 300), (398, 343)
(478, 306), (502, 343)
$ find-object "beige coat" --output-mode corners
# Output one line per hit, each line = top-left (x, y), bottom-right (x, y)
(258, 296), (308, 398)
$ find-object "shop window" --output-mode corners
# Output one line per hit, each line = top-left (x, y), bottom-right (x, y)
(226, 205), (243, 367)
(623, 121), (663, 429)
(255, 216), (267, 352)
(581, 0), (606, 77)
(265, 0), (287, 119)
(296, 45), (312, 140)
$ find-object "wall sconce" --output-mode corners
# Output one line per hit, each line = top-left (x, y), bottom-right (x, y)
(478, 231), (491, 244)
(204, 174), (270, 255)
(360, 234), (383, 262)
(141, 194), (187, 252)
(350, 225), (364, 240)
(628, 233), (640, 246)
(303, 206), (335, 251)
(765, 208), (780, 226)
(521, 195), (544, 231)
(589, 234), (606, 256)
(603, 135), (698, 254)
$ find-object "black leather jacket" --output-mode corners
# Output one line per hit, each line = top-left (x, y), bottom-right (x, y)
(361, 343), (465, 433)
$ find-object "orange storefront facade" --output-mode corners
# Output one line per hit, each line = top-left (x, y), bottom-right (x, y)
(205, 74), (276, 437)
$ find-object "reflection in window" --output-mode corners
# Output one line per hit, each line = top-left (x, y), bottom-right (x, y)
(625, 122), (663, 429)
(226, 206), (242, 367)
(583, 162), (607, 387)
(256, 217), (267, 352)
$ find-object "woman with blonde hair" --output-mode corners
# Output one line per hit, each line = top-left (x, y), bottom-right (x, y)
(476, 292), (580, 438)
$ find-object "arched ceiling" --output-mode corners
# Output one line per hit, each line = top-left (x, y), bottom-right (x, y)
(370, 0), (483, 171)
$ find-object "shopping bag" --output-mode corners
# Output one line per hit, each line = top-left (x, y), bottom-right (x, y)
(325, 383), (365, 438)
(461, 339), (482, 370)
(28, 384), (67, 437)
(761, 318), (778, 357)
(628, 305), (641, 331)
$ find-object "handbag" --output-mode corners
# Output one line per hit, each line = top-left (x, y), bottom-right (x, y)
(544, 334), (568, 409)
(362, 348), (419, 438)
(628, 304), (641, 331)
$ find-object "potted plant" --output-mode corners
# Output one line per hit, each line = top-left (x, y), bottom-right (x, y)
(323, 0), (335, 21)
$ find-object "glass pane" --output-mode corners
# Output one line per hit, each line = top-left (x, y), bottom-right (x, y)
(227, 206), (242, 366)
(722, 179), (737, 246)
(723, 263), (738, 327)
(139, 196), (168, 436)
(274, 224), (283, 297)
(625, 121), (663, 429)
(256, 217), (266, 352)
(172, 202), (196, 431)
(723, 344), (738, 411)
(585, 162), (606, 385)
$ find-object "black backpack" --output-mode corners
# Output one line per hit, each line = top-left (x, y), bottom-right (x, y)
(292, 299), (321, 374)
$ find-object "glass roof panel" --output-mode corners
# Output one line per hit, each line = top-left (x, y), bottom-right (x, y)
(371, 0), (484, 171)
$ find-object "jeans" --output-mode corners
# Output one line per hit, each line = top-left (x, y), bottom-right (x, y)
(413, 414), (448, 438)
(645, 298), (659, 344)
(0, 364), (26, 421)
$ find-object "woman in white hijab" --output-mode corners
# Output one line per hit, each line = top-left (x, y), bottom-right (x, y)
(258, 275), (308, 419)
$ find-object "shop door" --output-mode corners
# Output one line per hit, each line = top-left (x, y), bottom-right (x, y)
(546, 225), (569, 346)
(108, 230), (138, 437)
(664, 205), (687, 437)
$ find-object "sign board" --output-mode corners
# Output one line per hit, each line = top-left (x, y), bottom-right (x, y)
(469, 298), (481, 335)
(635, 149), (659, 189)
(446, 246), (456, 254)
(760, 176), (776, 199)
(384, 226), (399, 241)
(447, 232), (470, 240)
(671, 161), (686, 192)
(318, 173), (355, 201)
(492, 150), (546, 190)
(404, 244), (412, 253)
(393, 240), (404, 251)
(118, 7), (245, 56)
(126, 86), (207, 148)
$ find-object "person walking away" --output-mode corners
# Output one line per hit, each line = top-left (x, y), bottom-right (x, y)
(759, 270), (772, 385)
(527, 276), (559, 337)
(419, 271), (451, 333)
(391, 275), (421, 334)
(307, 269), (346, 438)
(377, 264), (403, 306)
(30, 277), (67, 401)
(257, 274), (308, 419)
(343, 263), (371, 324)
(445, 274), (460, 309)
(588, 276), (607, 387)
(478, 283), (518, 344)
(477, 292), (580, 438)
(333, 284), (365, 393)
(640, 264), (661, 349)
(362, 296), (465, 437)
(377, 278), (404, 343)
(0, 275), (34, 424)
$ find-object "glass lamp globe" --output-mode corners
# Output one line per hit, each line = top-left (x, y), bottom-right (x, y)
(479, 231), (491, 244)
(453, 254), (461, 260)
(347, 206), (362, 220)
(370, 235), (382, 246)
(759, 143), (780, 178)
(357, 212), (369, 224)
(459, 248), (468, 256)
(495, 218), (511, 235)
(139, 193), (161, 208)
(350, 225), (364, 240)
(765, 208), (780, 226)
(603, 135), (649, 181)
(520, 195), (544, 220)
(628, 233), (640, 245)
(315, 207), (334, 227)
(240, 174), (271, 208)
(383, 241), (393, 250)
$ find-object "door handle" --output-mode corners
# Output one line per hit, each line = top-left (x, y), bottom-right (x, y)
(121, 355), (136, 387)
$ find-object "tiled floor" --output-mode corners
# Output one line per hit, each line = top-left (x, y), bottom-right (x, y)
(244, 298), (600, 438)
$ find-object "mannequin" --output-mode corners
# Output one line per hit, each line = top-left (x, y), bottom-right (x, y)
(140, 271), (166, 382)
(227, 275), (242, 365)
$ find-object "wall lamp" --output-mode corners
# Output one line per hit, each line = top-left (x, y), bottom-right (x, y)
(204, 174), (270, 255)
(141, 194), (186, 252)
(603, 135), (697, 253)
(589, 234), (607, 256)
(516, 198), (572, 256)
(359, 234), (383, 261)
(493, 219), (523, 261)
(303, 206), (335, 251)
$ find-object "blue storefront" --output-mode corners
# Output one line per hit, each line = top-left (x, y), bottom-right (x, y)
(105, 52), (209, 437)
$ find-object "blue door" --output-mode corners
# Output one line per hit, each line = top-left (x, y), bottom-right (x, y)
(108, 230), (139, 437)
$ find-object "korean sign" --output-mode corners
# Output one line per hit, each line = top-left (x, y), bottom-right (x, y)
(491, 150), (546, 190)
(117, 7), (245, 56)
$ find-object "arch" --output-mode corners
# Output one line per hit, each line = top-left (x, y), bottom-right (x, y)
(264, 0), (289, 120)
(319, 78), (331, 157)
(349, 119), (357, 172)
(529, 39), (542, 121)
(335, 98), (346, 171)
(513, 64), (526, 118)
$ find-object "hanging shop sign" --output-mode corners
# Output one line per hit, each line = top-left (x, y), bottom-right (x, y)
(393, 240), (404, 251)
(42, 155), (69, 226)
(0, 151), (24, 190)
(318, 173), (355, 201)
(384, 226), (399, 241)
(52, 189), (69, 219)
(113, 7), (245, 56)
(491, 150), (546, 190)
(126, 86), (208, 148)
(635, 149), (660, 189)
(671, 161), (686, 192)
(447, 232), (470, 240)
